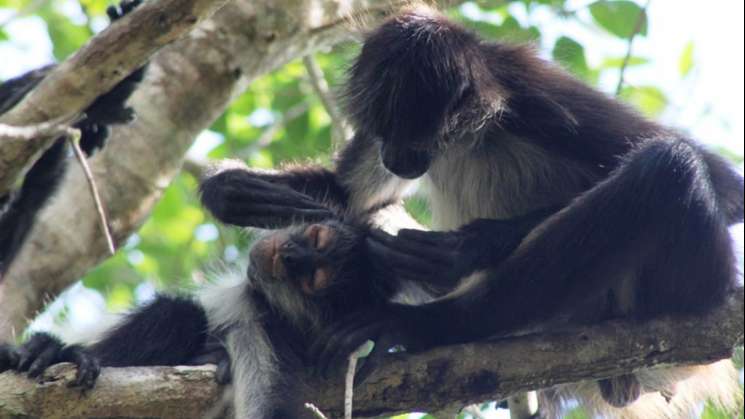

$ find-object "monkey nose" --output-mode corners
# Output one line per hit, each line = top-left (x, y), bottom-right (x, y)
(380, 144), (431, 179)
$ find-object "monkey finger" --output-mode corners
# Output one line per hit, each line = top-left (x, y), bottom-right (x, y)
(354, 334), (397, 385)
(64, 346), (100, 389)
(311, 315), (380, 379)
(26, 345), (59, 378)
(320, 327), (378, 380)
(227, 197), (331, 213)
(369, 230), (458, 262)
(0, 345), (20, 372)
(367, 238), (456, 274)
(224, 205), (333, 222)
(398, 229), (460, 247)
(216, 358), (232, 385)
(366, 239), (447, 276)
(224, 187), (321, 208)
(71, 360), (100, 390)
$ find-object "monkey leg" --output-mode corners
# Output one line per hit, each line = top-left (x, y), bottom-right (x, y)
(314, 138), (739, 389)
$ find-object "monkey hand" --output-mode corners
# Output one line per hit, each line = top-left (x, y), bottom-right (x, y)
(366, 228), (467, 288)
(310, 305), (426, 382)
(76, 0), (147, 156)
(367, 207), (560, 287)
(187, 336), (232, 385)
(0, 333), (100, 390)
(200, 169), (335, 228)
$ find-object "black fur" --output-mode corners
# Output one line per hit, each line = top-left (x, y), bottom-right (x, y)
(198, 7), (743, 411)
(199, 166), (340, 229)
(0, 218), (424, 417)
(0, 0), (147, 275)
(91, 295), (210, 367)
(308, 11), (744, 411)
(0, 296), (210, 389)
(0, 333), (100, 389)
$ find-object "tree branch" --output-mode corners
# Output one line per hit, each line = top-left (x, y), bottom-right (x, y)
(0, 0), (459, 341)
(615, 0), (652, 96)
(0, 0), (230, 196)
(1, 290), (741, 418)
(303, 55), (353, 148)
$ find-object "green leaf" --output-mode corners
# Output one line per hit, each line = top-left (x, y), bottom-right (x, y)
(589, 0), (648, 39)
(679, 41), (695, 77)
(40, 5), (93, 60)
(553, 36), (590, 80)
(701, 401), (741, 419)
(619, 85), (668, 117)
(0, 28), (8, 41)
(565, 408), (591, 419)
(734, 346), (744, 369)
(404, 195), (432, 227)
(602, 56), (650, 68)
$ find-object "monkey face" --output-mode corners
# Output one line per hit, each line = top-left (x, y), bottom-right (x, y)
(250, 222), (358, 296)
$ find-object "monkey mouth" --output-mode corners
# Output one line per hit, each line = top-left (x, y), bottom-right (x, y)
(271, 238), (281, 279)
(248, 235), (284, 281)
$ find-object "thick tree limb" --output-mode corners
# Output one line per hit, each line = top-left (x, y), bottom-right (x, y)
(0, 365), (220, 419)
(0, 0), (230, 195)
(1, 290), (741, 418)
(0, 0), (457, 341)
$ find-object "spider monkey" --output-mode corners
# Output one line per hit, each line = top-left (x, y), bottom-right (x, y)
(0, 217), (542, 418)
(1, 154), (555, 418)
(198, 6), (744, 418)
(0, 0), (146, 275)
(0, 220), (372, 418)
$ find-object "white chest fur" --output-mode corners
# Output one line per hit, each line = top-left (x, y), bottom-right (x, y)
(425, 133), (596, 230)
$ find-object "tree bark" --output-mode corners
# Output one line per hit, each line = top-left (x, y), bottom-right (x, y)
(0, 290), (741, 418)
(0, 0), (230, 195)
(0, 0), (445, 341)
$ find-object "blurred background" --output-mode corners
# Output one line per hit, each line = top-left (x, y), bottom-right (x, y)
(1, 0), (742, 417)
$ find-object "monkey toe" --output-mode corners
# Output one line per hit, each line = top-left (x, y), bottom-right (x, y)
(16, 333), (64, 374)
(0, 344), (20, 372)
(26, 345), (60, 378)
(63, 345), (101, 390)
(598, 374), (642, 408)
(215, 358), (232, 385)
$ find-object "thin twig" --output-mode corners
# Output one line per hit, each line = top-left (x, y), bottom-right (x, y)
(67, 132), (116, 255)
(3, 118), (119, 255)
(0, 120), (76, 141)
(304, 403), (329, 419)
(242, 101), (310, 158)
(303, 55), (353, 149)
(615, 0), (652, 96)
(345, 342), (373, 419)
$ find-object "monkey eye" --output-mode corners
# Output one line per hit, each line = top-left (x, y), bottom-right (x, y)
(305, 224), (332, 251)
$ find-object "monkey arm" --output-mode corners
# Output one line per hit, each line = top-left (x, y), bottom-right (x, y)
(199, 132), (419, 229)
(199, 165), (338, 228)
(366, 206), (559, 288)
(313, 138), (742, 374)
(0, 295), (223, 389)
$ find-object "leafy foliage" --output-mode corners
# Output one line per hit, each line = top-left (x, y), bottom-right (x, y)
(1, 0), (742, 417)
(589, 0), (648, 39)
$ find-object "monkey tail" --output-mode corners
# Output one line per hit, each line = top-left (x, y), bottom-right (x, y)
(538, 361), (742, 419)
